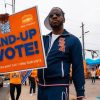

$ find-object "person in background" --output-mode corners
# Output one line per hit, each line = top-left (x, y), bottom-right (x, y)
(91, 68), (96, 84)
(10, 72), (22, 100)
(0, 13), (10, 34)
(96, 67), (100, 79)
(29, 70), (37, 96)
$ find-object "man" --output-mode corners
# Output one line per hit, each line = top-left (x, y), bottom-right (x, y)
(38, 7), (85, 100)
(0, 7), (85, 100)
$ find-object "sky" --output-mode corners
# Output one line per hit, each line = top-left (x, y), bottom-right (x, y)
(0, 0), (100, 58)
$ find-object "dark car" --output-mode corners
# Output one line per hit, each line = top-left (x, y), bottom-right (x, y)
(0, 77), (3, 87)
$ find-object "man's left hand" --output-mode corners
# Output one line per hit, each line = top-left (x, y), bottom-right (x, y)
(0, 13), (9, 23)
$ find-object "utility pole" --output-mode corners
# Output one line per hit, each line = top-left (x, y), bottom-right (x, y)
(4, 0), (15, 14)
(80, 22), (85, 60)
(12, 0), (15, 13)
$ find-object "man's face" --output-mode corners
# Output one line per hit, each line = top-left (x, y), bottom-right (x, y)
(48, 8), (65, 29)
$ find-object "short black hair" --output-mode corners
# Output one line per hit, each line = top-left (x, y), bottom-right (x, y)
(50, 7), (65, 18)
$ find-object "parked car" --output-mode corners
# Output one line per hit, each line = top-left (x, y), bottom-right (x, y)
(0, 77), (3, 87)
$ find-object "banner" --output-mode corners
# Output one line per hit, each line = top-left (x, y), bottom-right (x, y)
(0, 7), (46, 73)
(21, 70), (32, 85)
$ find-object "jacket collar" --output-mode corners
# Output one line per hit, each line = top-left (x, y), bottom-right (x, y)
(47, 29), (70, 37)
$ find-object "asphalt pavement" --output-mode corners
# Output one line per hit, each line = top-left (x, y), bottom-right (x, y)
(70, 79), (100, 100)
(0, 79), (100, 100)
(0, 80), (9, 100)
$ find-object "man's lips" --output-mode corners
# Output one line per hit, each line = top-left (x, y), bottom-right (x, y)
(52, 20), (58, 22)
(52, 20), (59, 23)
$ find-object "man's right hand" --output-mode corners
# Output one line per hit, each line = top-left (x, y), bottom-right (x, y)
(0, 13), (9, 23)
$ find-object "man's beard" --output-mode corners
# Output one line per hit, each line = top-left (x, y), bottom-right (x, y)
(50, 22), (63, 29)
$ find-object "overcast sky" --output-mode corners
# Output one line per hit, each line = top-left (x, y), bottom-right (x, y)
(0, 0), (100, 58)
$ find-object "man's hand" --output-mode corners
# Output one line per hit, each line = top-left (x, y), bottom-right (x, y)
(0, 13), (9, 23)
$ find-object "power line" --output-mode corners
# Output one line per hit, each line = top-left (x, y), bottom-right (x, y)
(85, 49), (100, 59)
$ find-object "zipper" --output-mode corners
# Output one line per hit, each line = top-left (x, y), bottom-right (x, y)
(42, 34), (68, 85)
(61, 61), (64, 77)
(43, 69), (46, 85)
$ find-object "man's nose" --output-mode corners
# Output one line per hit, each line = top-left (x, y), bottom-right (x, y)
(52, 14), (58, 19)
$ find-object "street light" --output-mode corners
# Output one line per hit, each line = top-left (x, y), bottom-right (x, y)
(85, 31), (90, 34)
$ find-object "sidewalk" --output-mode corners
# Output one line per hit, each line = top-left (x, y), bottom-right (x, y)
(9, 85), (95, 100)
(69, 79), (100, 100)
(9, 85), (76, 100)
(5, 79), (100, 100)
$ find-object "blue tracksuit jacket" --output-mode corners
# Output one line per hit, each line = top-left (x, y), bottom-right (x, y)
(38, 29), (85, 97)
